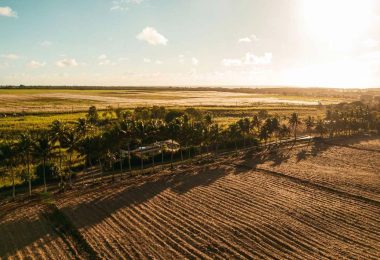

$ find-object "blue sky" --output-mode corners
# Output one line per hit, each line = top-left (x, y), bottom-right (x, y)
(1, 0), (380, 87)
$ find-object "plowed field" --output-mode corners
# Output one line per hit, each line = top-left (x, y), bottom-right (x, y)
(0, 201), (79, 259)
(1, 138), (380, 259)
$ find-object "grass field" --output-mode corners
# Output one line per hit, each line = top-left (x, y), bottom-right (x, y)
(1, 137), (379, 259)
(0, 88), (348, 113)
(0, 88), (336, 134)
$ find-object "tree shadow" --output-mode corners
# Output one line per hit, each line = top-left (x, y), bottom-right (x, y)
(296, 150), (307, 162)
(320, 135), (380, 153)
(0, 203), (69, 259)
(238, 149), (266, 170)
(267, 149), (291, 166)
(170, 166), (227, 194)
(310, 141), (329, 157)
(0, 218), (43, 258)
(59, 163), (228, 230)
(237, 146), (290, 170)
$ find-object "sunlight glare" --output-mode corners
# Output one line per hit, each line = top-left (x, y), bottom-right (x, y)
(301, 0), (374, 50)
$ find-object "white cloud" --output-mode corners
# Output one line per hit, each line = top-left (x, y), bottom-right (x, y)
(40, 41), (52, 47)
(56, 58), (78, 68)
(97, 55), (116, 66)
(1, 53), (20, 60)
(99, 60), (111, 66)
(0, 62), (9, 69)
(27, 60), (46, 69)
(111, 0), (143, 11)
(192, 57), (199, 66)
(178, 54), (185, 64)
(155, 60), (163, 65)
(244, 52), (272, 65)
(238, 34), (258, 43)
(222, 52), (272, 67)
(222, 59), (243, 67)
(143, 58), (151, 63)
(137, 27), (168, 46)
(238, 37), (252, 43)
(0, 6), (17, 18)
(98, 54), (107, 60)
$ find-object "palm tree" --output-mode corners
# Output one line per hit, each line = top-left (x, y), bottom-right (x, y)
(202, 114), (213, 153)
(50, 120), (66, 143)
(78, 135), (98, 184)
(106, 149), (117, 182)
(237, 118), (250, 147)
(17, 132), (34, 196)
(61, 127), (80, 186)
(315, 119), (326, 138)
(270, 117), (280, 143)
(33, 134), (53, 193)
(209, 123), (221, 154)
(134, 120), (146, 173)
(179, 115), (192, 159)
(289, 112), (302, 143)
(279, 124), (290, 142)
(49, 120), (66, 172)
(304, 116), (315, 145)
(120, 120), (135, 175)
(0, 142), (17, 200)
(87, 105), (99, 125)
(75, 118), (90, 138)
(259, 125), (270, 146)
(228, 123), (240, 155)
(251, 115), (261, 136)
(168, 120), (180, 168)
(102, 124), (122, 181)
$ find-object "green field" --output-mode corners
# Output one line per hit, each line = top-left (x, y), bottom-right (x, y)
(0, 87), (354, 114)
(0, 87), (353, 134)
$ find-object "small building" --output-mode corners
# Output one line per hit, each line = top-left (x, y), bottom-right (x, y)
(121, 139), (180, 158)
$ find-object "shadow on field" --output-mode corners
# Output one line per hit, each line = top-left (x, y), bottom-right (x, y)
(0, 218), (43, 258)
(237, 147), (291, 170)
(320, 135), (380, 153)
(60, 164), (227, 229)
(0, 201), (66, 259)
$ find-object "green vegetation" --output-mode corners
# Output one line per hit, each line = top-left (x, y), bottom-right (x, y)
(0, 87), (357, 114)
(1, 99), (379, 200)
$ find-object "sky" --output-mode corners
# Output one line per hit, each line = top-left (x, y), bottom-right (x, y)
(1, 0), (380, 88)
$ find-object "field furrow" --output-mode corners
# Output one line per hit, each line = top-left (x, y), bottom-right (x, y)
(2, 138), (380, 259)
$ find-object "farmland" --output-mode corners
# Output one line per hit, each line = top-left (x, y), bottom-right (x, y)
(0, 87), (361, 133)
(0, 87), (379, 259)
(1, 137), (379, 259)
(0, 87), (355, 113)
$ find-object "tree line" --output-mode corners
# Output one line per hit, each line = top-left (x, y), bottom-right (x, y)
(0, 101), (379, 200)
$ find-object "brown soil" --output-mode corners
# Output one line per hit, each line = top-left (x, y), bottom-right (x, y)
(0, 200), (79, 259)
(1, 137), (379, 259)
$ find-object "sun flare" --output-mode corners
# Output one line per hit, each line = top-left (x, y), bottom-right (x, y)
(301, 0), (374, 50)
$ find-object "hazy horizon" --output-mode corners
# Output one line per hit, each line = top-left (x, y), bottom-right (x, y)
(1, 0), (380, 88)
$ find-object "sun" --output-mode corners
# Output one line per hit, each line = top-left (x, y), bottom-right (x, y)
(300, 0), (374, 50)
